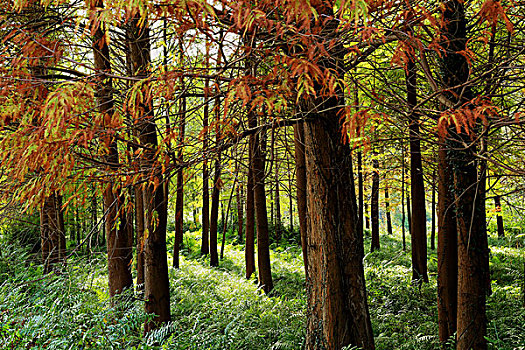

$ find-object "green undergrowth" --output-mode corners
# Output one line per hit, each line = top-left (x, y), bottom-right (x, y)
(0, 229), (523, 349)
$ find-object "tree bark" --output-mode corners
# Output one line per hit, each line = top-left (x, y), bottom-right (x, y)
(494, 195), (504, 238)
(135, 186), (145, 290)
(431, 169), (436, 250)
(370, 157), (380, 252)
(209, 151), (221, 267)
(274, 160), (282, 243)
(441, 2), (489, 347)
(385, 186), (393, 236)
(406, 55), (428, 283)
(173, 38), (186, 268)
(91, 0), (132, 296)
(303, 12), (374, 348)
(201, 41), (211, 256)
(237, 181), (244, 243)
(253, 127), (273, 293)
(127, 16), (170, 332)
(294, 122), (308, 275)
(437, 145), (458, 345)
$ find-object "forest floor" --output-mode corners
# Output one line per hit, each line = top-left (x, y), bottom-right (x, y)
(0, 229), (523, 349)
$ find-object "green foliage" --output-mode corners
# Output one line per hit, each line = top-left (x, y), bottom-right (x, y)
(1, 228), (524, 349)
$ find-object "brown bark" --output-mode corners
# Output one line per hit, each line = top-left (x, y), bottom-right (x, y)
(173, 40), (186, 268)
(303, 12), (374, 348)
(406, 57), (428, 283)
(245, 160), (256, 278)
(91, 0), (132, 296)
(40, 193), (66, 274)
(237, 182), (244, 242)
(441, 2), (489, 347)
(370, 157), (380, 252)
(274, 161), (282, 243)
(401, 143), (406, 251)
(304, 106), (374, 349)
(253, 127), (273, 293)
(135, 186), (145, 290)
(385, 186), (393, 236)
(201, 42), (210, 256)
(437, 146), (458, 345)
(431, 169), (436, 251)
(209, 152), (221, 267)
(127, 16), (170, 332)
(494, 195), (504, 238)
(294, 122), (308, 275)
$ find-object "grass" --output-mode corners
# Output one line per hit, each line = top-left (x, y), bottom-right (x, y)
(0, 227), (523, 349)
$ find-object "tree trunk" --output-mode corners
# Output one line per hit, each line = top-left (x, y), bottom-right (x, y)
(441, 1), (489, 347)
(210, 153), (221, 267)
(274, 159), (282, 243)
(494, 195), (504, 238)
(127, 16), (170, 332)
(370, 157), (380, 252)
(294, 122), (308, 275)
(91, 0), (132, 296)
(437, 145), (458, 345)
(431, 169), (436, 250)
(201, 40), (211, 256)
(135, 186), (145, 290)
(245, 160), (256, 278)
(385, 186), (393, 236)
(173, 39), (186, 268)
(406, 56), (428, 283)
(304, 102), (374, 350)
(40, 193), (66, 273)
(303, 12), (374, 348)
(401, 143), (406, 251)
(237, 182), (244, 243)
(253, 127), (273, 293)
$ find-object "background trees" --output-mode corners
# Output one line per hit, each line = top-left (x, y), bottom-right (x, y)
(1, 0), (525, 349)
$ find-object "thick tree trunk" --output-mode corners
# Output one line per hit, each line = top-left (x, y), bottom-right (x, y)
(253, 127), (273, 293)
(494, 195), (504, 238)
(303, 12), (374, 347)
(294, 122), (308, 275)
(385, 186), (393, 236)
(304, 104), (374, 350)
(370, 157), (380, 252)
(91, 0), (132, 296)
(406, 57), (428, 283)
(128, 17), (170, 332)
(441, 1), (489, 347)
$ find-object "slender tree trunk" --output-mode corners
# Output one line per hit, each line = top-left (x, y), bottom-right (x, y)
(494, 196), (504, 238)
(41, 193), (66, 273)
(274, 160), (282, 243)
(431, 169), (436, 250)
(173, 38), (186, 268)
(91, 0), (132, 296)
(385, 186), (393, 236)
(220, 183), (235, 259)
(407, 192), (411, 235)
(370, 157), (380, 252)
(237, 181), (244, 243)
(364, 202), (370, 230)
(401, 143), (406, 251)
(406, 55), (428, 283)
(135, 186), (145, 290)
(294, 122), (308, 275)
(210, 152), (221, 267)
(201, 43), (210, 256)
(127, 16), (170, 332)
